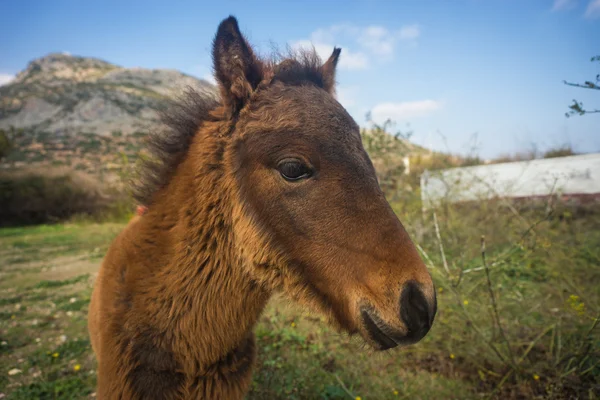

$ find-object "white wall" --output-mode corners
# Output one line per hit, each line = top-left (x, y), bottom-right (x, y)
(420, 153), (600, 208)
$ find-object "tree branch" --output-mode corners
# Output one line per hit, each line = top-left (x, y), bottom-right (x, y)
(566, 100), (600, 117)
(563, 80), (600, 91)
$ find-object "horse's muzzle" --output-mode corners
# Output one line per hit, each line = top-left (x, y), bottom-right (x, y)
(360, 281), (436, 350)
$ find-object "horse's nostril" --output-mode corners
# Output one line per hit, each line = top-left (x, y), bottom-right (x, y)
(400, 281), (434, 341)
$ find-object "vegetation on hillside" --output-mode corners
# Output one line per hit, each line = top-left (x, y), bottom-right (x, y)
(0, 129), (145, 175)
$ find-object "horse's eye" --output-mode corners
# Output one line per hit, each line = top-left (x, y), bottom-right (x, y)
(277, 160), (312, 181)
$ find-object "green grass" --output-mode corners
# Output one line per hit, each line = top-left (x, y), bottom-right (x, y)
(0, 223), (122, 398)
(9, 377), (94, 400)
(34, 275), (89, 290)
(249, 303), (477, 399)
(0, 203), (598, 399)
(0, 223), (123, 272)
(0, 296), (22, 307)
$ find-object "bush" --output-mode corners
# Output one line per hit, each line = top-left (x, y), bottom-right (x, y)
(543, 144), (577, 159)
(403, 196), (600, 398)
(0, 167), (130, 226)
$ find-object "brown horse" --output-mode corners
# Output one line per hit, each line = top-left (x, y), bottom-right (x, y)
(88, 16), (436, 399)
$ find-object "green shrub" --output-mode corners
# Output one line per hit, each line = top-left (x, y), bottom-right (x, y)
(394, 191), (600, 398)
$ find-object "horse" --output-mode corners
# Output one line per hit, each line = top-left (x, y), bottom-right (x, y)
(88, 15), (437, 399)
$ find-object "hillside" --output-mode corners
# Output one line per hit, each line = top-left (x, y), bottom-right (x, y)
(0, 53), (216, 136)
(0, 53), (218, 174)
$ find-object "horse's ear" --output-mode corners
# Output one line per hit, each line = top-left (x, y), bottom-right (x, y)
(212, 16), (263, 117)
(321, 47), (341, 94)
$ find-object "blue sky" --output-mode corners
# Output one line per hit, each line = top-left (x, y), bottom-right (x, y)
(1, 0), (599, 158)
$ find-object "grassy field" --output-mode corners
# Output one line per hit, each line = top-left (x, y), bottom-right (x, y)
(1, 199), (599, 399)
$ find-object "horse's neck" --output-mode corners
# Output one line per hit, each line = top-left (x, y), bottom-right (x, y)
(142, 144), (270, 374)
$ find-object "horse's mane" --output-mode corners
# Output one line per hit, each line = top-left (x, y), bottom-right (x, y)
(132, 87), (219, 206)
(133, 48), (331, 206)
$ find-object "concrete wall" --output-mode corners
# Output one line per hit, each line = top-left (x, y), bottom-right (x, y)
(420, 153), (600, 208)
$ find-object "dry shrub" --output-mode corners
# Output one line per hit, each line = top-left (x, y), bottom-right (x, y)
(0, 167), (130, 226)
(543, 144), (577, 159)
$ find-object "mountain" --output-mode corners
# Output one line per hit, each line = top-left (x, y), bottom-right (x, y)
(0, 53), (217, 136)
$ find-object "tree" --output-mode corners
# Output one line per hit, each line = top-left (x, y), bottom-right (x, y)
(563, 55), (600, 117)
(0, 127), (24, 160)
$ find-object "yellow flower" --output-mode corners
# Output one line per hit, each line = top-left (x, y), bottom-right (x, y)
(438, 287), (444, 293)
(355, 397), (362, 400)
(52, 352), (59, 358)
(393, 389), (399, 395)
(477, 370), (486, 381)
(563, 211), (572, 219)
(533, 374), (540, 380)
(10, 315), (15, 319)
(463, 300), (469, 305)
(74, 364), (81, 372)
(290, 322), (296, 328)
(450, 353), (455, 359)
(567, 295), (586, 316)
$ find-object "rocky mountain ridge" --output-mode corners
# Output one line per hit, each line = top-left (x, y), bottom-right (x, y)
(0, 53), (217, 136)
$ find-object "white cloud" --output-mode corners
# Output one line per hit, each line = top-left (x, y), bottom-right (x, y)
(337, 50), (369, 70)
(585, 0), (600, 17)
(292, 40), (369, 70)
(371, 100), (443, 123)
(0, 73), (15, 86)
(293, 22), (421, 69)
(310, 27), (338, 44)
(398, 24), (421, 40)
(357, 26), (396, 56)
(552, 0), (577, 11)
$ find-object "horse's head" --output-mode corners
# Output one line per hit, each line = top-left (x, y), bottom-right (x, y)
(215, 16), (436, 350)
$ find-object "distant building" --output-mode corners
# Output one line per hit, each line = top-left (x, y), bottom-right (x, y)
(420, 153), (600, 208)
